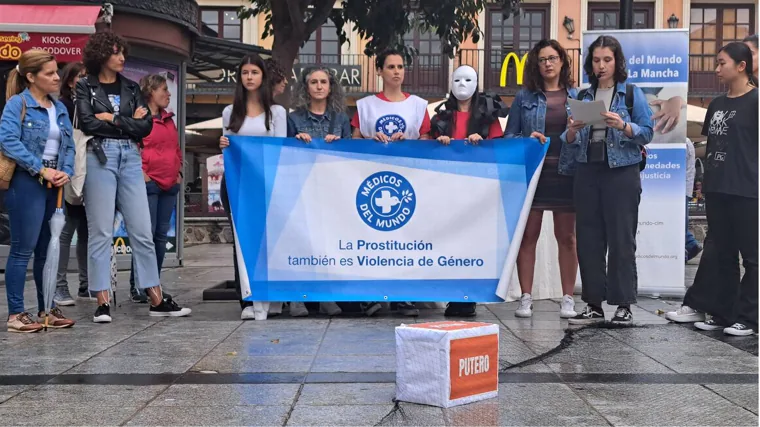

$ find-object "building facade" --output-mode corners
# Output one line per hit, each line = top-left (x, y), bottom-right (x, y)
(194, 0), (756, 109)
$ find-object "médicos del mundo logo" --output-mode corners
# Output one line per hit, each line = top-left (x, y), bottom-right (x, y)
(356, 171), (415, 231)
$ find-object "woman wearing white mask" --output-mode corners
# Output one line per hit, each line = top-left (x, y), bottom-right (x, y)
(431, 65), (506, 317)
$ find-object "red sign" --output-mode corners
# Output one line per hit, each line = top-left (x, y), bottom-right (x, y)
(0, 32), (89, 62)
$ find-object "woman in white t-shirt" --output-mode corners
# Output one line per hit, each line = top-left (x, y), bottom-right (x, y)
(219, 53), (286, 321)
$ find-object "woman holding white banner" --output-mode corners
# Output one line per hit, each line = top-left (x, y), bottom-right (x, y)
(350, 49), (432, 317)
(666, 42), (757, 336)
(562, 35), (653, 325)
(503, 39), (579, 320)
(219, 53), (287, 321)
(285, 66), (352, 317)
(430, 64), (507, 317)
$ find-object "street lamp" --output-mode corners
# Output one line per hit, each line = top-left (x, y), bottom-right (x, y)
(563, 16), (575, 39)
(668, 14), (680, 29)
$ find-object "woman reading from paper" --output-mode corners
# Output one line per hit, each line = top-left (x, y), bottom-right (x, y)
(665, 42), (758, 336)
(562, 35), (653, 325)
(503, 39), (579, 320)
(430, 65), (505, 317)
(285, 66), (351, 317)
(219, 53), (287, 321)
(350, 49), (432, 318)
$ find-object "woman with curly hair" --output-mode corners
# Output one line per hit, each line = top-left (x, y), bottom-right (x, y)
(76, 32), (191, 323)
(563, 35), (653, 325)
(284, 66), (350, 317)
(431, 64), (506, 317)
(265, 58), (289, 97)
(504, 39), (579, 320)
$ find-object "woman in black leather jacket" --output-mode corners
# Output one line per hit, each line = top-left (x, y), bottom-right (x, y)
(75, 32), (190, 323)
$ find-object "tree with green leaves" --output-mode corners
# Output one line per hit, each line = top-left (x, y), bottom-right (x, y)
(239, 0), (523, 78)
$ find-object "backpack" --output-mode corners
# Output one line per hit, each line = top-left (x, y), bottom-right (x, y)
(578, 83), (647, 171)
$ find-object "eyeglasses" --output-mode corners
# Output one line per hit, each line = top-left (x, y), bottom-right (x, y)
(538, 56), (560, 65)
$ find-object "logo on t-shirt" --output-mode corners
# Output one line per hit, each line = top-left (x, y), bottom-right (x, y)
(108, 95), (121, 116)
(356, 171), (416, 231)
(708, 110), (735, 136)
(375, 115), (407, 137)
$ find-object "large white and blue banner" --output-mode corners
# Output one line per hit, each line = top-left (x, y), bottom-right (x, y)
(581, 29), (689, 296)
(224, 137), (549, 302)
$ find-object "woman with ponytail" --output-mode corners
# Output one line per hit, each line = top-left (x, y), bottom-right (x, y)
(0, 49), (76, 332)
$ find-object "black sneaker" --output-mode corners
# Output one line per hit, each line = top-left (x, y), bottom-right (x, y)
(397, 302), (419, 317)
(131, 288), (173, 303)
(149, 298), (191, 317)
(445, 302), (477, 317)
(611, 306), (633, 324)
(93, 304), (112, 323)
(77, 289), (97, 301)
(130, 287), (148, 304)
(360, 302), (382, 317)
(568, 305), (605, 325)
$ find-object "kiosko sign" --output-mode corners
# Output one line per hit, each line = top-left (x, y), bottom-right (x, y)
(0, 32), (89, 62)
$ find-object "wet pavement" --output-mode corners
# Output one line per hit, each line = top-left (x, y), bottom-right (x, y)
(0, 245), (756, 426)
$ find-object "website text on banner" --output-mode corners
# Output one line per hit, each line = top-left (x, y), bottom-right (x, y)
(582, 29), (688, 296)
(224, 136), (549, 303)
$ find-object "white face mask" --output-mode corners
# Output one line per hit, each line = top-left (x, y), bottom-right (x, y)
(451, 66), (478, 101)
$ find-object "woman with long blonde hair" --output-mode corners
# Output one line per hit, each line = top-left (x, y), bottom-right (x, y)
(0, 49), (76, 332)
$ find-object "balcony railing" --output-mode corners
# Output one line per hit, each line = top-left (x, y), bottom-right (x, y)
(688, 55), (727, 97)
(457, 48), (582, 96)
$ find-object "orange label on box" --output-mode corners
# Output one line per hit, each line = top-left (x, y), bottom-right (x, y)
(409, 321), (493, 331)
(449, 334), (498, 400)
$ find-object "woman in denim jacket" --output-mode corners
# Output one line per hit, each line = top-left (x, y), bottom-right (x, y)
(285, 66), (350, 317)
(0, 49), (75, 332)
(504, 39), (579, 320)
(562, 35), (654, 325)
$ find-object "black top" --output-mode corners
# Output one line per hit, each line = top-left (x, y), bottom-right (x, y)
(701, 87), (758, 199)
(60, 96), (75, 123)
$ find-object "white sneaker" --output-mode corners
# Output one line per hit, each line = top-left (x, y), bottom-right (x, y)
(290, 302), (309, 317)
(319, 302), (342, 316)
(515, 293), (533, 318)
(241, 306), (256, 320)
(560, 295), (577, 318)
(724, 323), (755, 336)
(665, 305), (704, 323)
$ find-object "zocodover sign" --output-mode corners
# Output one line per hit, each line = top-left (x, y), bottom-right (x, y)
(582, 29), (689, 295)
(224, 137), (549, 302)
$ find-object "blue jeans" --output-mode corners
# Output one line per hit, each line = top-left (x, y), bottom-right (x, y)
(129, 181), (179, 288)
(686, 196), (699, 252)
(4, 170), (57, 315)
(84, 140), (159, 292)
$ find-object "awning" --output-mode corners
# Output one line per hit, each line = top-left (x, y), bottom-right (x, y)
(0, 5), (101, 63)
(0, 5), (101, 33)
(188, 35), (270, 86)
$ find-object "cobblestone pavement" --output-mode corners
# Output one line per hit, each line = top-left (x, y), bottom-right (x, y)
(0, 245), (756, 426)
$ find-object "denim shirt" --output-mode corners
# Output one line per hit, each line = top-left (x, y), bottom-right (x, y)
(287, 108), (352, 139)
(0, 89), (75, 177)
(560, 82), (654, 168)
(504, 87), (579, 176)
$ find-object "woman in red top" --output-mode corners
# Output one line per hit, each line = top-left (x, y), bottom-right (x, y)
(432, 65), (507, 317)
(128, 74), (182, 301)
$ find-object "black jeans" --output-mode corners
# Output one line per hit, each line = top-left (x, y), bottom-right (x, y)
(574, 162), (641, 306)
(685, 193), (757, 329)
(220, 175), (252, 310)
